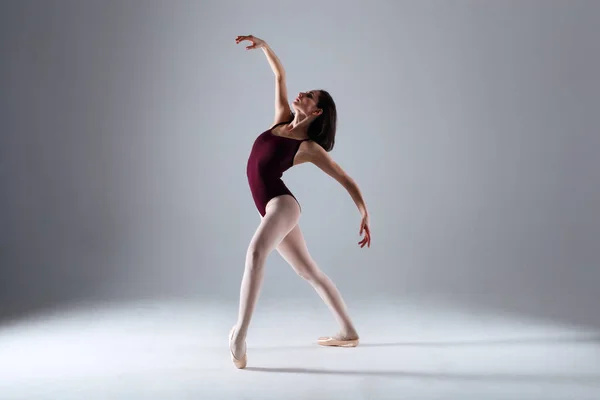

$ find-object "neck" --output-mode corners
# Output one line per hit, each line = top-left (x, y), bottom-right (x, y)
(288, 113), (314, 134)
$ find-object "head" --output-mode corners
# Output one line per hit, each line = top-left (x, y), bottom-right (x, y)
(292, 89), (337, 152)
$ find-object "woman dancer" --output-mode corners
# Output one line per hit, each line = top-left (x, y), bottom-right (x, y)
(230, 34), (371, 369)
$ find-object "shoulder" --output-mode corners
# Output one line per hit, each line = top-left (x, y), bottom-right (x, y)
(297, 140), (350, 184)
(300, 140), (325, 155)
(295, 140), (330, 165)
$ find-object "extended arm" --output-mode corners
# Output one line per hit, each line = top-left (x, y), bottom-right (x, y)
(235, 35), (291, 125)
(303, 141), (371, 247)
(261, 44), (292, 125)
(262, 44), (285, 79)
(304, 142), (368, 217)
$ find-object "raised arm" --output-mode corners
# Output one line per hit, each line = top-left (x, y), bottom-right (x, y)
(263, 45), (292, 125)
(235, 35), (291, 126)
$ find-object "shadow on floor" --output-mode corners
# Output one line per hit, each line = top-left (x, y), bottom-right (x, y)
(245, 366), (600, 385)
(251, 334), (600, 351)
(356, 335), (600, 347)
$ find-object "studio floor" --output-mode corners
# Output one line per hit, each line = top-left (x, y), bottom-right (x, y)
(1, 297), (599, 400)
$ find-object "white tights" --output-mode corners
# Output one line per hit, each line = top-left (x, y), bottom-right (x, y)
(231, 195), (357, 358)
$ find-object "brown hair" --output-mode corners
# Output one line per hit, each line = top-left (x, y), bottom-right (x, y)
(306, 89), (337, 152)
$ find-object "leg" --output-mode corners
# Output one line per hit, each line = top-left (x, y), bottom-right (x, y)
(276, 224), (359, 340)
(231, 195), (300, 360)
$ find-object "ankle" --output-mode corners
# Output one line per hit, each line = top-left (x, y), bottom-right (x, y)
(232, 326), (246, 341)
(341, 327), (359, 339)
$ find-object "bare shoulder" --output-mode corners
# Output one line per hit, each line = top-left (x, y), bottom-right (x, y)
(295, 141), (350, 185)
(294, 140), (329, 165)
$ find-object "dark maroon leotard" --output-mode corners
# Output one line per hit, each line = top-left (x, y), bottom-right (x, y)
(246, 120), (309, 216)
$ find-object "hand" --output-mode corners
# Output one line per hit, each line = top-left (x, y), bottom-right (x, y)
(358, 213), (371, 248)
(235, 35), (267, 50)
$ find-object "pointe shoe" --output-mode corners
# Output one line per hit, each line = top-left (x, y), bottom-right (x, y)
(229, 327), (247, 369)
(317, 335), (360, 347)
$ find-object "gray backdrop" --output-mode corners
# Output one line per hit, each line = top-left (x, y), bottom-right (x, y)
(1, 0), (599, 328)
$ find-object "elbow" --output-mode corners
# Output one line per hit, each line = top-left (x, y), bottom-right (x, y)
(342, 176), (356, 192)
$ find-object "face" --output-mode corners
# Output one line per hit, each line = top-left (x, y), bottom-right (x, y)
(292, 90), (322, 117)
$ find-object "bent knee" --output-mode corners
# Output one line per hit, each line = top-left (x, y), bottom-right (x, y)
(246, 247), (268, 267)
(296, 269), (314, 281)
(294, 262), (319, 281)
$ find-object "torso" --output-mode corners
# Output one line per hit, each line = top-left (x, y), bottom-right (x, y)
(269, 124), (311, 167)
(246, 121), (311, 216)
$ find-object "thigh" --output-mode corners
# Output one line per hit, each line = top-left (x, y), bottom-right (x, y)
(276, 223), (314, 271)
(248, 195), (301, 255)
